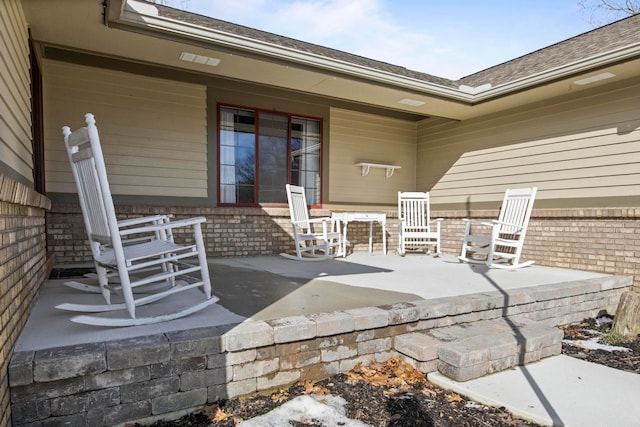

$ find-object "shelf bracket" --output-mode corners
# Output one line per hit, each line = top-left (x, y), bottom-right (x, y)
(355, 163), (401, 178)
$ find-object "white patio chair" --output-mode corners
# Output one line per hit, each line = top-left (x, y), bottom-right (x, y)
(59, 113), (218, 326)
(459, 187), (537, 269)
(280, 184), (342, 261)
(397, 191), (442, 256)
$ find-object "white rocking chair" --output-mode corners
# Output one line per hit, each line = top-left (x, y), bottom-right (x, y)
(280, 184), (343, 261)
(60, 113), (218, 326)
(459, 187), (537, 269)
(397, 192), (442, 256)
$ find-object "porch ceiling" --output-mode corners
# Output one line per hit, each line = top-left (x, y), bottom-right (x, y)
(22, 0), (640, 121)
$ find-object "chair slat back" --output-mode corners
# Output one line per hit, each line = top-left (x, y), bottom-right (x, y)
(63, 114), (121, 249)
(72, 149), (111, 242)
(497, 187), (537, 234)
(286, 184), (311, 230)
(398, 192), (431, 230)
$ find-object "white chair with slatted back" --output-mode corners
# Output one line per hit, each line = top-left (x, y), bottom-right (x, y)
(459, 187), (537, 269)
(280, 184), (342, 261)
(60, 113), (218, 326)
(397, 192), (442, 256)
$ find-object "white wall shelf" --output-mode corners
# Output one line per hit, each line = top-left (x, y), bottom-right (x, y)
(355, 162), (401, 178)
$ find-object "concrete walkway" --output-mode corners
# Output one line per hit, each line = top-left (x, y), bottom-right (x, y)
(430, 355), (640, 427)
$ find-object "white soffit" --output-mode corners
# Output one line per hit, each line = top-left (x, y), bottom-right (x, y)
(179, 52), (221, 66)
(119, 0), (640, 103)
(397, 98), (426, 106)
(573, 72), (616, 85)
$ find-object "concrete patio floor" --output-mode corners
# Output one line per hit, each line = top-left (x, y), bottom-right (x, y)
(15, 253), (609, 352)
(13, 253), (635, 427)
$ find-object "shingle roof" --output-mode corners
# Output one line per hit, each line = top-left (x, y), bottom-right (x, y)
(149, 2), (640, 90)
(151, 2), (457, 88)
(458, 13), (640, 87)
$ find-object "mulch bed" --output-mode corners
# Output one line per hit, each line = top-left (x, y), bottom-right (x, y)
(560, 316), (640, 373)
(136, 315), (640, 427)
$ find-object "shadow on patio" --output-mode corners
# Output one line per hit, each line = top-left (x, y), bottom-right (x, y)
(15, 253), (616, 352)
(9, 253), (632, 426)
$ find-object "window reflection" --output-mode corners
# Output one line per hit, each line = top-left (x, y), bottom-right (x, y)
(218, 106), (321, 205)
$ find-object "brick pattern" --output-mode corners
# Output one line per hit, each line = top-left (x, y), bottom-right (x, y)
(9, 275), (630, 425)
(0, 174), (53, 427)
(46, 205), (295, 262)
(47, 204), (640, 291)
(437, 207), (640, 292)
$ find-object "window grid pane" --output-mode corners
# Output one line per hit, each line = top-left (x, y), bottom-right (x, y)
(291, 117), (321, 205)
(219, 106), (321, 205)
(258, 112), (289, 203)
(219, 107), (256, 203)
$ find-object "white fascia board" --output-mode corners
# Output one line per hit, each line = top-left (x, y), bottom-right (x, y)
(120, 1), (640, 103)
(119, 1), (472, 101)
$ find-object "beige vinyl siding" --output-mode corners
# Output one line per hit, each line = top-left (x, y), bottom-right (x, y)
(419, 77), (640, 207)
(44, 61), (207, 198)
(329, 108), (416, 205)
(0, 0), (32, 183)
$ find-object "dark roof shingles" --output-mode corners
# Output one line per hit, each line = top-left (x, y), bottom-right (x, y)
(152, 2), (457, 88)
(458, 14), (640, 87)
(149, 2), (640, 89)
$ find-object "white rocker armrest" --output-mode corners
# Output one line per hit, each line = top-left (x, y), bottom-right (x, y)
(305, 217), (340, 234)
(462, 218), (495, 227)
(117, 214), (172, 228)
(464, 218), (523, 231)
(291, 218), (328, 227)
(430, 218), (443, 230)
(119, 216), (207, 236)
(307, 217), (334, 224)
(491, 219), (524, 231)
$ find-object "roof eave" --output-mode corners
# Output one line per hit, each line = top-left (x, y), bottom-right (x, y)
(116, 0), (640, 104)
(116, 1), (474, 101)
(470, 42), (640, 101)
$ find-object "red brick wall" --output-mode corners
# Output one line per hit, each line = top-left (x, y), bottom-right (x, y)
(0, 175), (53, 427)
(47, 204), (639, 291)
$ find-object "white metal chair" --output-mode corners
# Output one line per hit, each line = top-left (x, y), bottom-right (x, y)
(280, 184), (343, 261)
(459, 187), (537, 269)
(60, 113), (218, 326)
(397, 192), (442, 256)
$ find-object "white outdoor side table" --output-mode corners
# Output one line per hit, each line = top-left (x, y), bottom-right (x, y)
(331, 212), (387, 256)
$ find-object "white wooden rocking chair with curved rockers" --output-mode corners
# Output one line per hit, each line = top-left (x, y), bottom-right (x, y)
(60, 113), (218, 326)
(397, 191), (442, 256)
(459, 187), (537, 269)
(281, 184), (343, 261)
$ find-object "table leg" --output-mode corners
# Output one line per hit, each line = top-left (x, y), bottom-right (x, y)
(382, 221), (387, 255)
(343, 222), (348, 257)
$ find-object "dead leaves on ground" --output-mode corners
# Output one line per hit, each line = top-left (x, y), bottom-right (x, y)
(269, 379), (331, 405)
(212, 408), (234, 422)
(303, 378), (332, 395)
(200, 405), (239, 423)
(347, 357), (426, 386)
(346, 357), (437, 398)
(446, 392), (463, 403)
(200, 357), (438, 425)
(270, 389), (289, 403)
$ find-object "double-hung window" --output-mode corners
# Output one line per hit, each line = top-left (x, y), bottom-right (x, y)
(218, 105), (322, 206)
